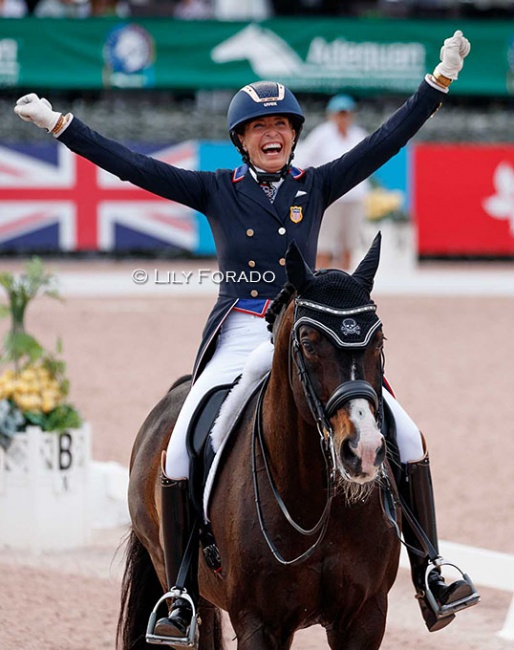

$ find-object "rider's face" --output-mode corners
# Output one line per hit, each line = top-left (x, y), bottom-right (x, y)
(238, 115), (296, 173)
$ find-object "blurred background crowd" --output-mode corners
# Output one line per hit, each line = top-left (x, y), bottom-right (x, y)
(1, 0), (513, 23)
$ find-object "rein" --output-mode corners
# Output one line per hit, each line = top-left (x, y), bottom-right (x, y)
(252, 301), (382, 566)
(251, 374), (334, 566)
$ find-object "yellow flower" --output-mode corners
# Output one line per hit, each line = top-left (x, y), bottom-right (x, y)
(14, 393), (42, 412)
(41, 396), (58, 413)
(0, 362), (66, 414)
(13, 379), (31, 395)
(365, 188), (404, 221)
(20, 368), (37, 382)
(0, 379), (15, 399)
(36, 367), (52, 382)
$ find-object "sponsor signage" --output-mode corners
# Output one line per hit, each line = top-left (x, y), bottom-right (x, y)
(414, 144), (514, 256)
(0, 18), (513, 95)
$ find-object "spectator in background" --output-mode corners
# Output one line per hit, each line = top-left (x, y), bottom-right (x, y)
(33, 0), (129, 15)
(0, 0), (27, 15)
(296, 93), (370, 270)
(34, 0), (90, 16)
(173, 0), (212, 19)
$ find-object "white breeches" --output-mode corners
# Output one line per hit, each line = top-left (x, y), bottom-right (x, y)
(165, 311), (425, 479)
(383, 389), (424, 463)
(165, 310), (271, 479)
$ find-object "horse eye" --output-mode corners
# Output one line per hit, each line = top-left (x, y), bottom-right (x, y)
(301, 339), (315, 354)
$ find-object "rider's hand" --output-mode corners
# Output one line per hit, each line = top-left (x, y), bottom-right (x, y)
(433, 30), (471, 82)
(14, 93), (62, 132)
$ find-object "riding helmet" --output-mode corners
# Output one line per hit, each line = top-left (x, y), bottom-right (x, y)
(227, 81), (305, 156)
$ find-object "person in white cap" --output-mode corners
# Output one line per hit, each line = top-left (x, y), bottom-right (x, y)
(296, 93), (370, 271)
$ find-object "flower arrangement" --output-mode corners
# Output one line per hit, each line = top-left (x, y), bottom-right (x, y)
(365, 177), (410, 223)
(0, 258), (82, 450)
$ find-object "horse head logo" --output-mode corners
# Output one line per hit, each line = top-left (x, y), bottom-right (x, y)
(211, 24), (304, 77)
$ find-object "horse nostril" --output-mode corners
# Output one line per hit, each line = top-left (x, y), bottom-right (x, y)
(341, 438), (361, 474)
(375, 437), (386, 467)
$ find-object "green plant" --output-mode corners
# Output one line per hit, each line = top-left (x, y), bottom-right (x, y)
(0, 258), (82, 450)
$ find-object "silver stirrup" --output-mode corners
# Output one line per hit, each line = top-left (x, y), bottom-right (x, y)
(424, 557), (480, 619)
(146, 588), (199, 648)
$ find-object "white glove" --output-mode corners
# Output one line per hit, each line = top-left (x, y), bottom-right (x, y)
(14, 93), (62, 132)
(433, 30), (471, 81)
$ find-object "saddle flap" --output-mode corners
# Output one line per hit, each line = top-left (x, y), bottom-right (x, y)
(186, 382), (235, 513)
(186, 383), (234, 459)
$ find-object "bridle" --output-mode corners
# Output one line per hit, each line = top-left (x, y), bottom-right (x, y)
(252, 295), (384, 565)
(290, 298), (382, 481)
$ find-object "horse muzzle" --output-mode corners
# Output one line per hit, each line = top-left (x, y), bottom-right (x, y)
(325, 380), (385, 484)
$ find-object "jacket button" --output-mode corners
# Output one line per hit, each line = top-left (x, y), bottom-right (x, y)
(248, 260), (256, 268)
(251, 289), (259, 297)
(278, 227), (286, 235)
(279, 258), (286, 266)
(246, 229), (254, 237)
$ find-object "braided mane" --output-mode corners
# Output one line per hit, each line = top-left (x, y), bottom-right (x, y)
(265, 282), (296, 333)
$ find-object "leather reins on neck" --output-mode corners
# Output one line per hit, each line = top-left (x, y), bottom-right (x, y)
(251, 374), (334, 566)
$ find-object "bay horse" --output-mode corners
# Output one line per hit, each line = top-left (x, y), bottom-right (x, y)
(118, 234), (402, 649)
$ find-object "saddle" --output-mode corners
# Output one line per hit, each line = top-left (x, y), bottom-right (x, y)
(185, 381), (235, 514)
(183, 374), (265, 571)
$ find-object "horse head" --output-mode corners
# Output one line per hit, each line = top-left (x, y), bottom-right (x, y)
(269, 235), (385, 487)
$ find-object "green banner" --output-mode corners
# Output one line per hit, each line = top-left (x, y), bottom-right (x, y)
(0, 17), (513, 96)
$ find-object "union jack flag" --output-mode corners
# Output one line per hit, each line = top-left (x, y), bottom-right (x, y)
(0, 140), (199, 253)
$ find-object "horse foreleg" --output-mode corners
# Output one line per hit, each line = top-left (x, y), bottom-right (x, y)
(198, 599), (225, 650)
(325, 598), (387, 650)
(231, 617), (294, 650)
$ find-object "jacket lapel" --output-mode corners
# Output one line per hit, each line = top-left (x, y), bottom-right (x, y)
(235, 170), (281, 221)
(273, 173), (306, 218)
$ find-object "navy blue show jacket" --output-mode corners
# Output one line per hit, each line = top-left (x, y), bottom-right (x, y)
(58, 79), (444, 380)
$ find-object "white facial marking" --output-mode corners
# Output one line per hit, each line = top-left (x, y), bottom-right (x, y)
(348, 398), (383, 482)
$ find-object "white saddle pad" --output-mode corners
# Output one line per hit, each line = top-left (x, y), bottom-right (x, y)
(203, 339), (274, 521)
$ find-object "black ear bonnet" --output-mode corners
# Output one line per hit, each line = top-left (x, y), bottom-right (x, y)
(293, 269), (381, 348)
(286, 233), (383, 348)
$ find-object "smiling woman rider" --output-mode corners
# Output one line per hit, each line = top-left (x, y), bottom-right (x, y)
(14, 31), (478, 645)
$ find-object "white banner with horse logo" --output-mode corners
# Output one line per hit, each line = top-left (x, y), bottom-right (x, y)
(211, 24), (426, 92)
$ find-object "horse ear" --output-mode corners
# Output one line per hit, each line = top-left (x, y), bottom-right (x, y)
(352, 232), (381, 293)
(285, 241), (315, 292)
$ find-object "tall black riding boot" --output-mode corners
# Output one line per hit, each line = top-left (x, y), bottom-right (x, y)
(400, 443), (479, 632)
(153, 469), (197, 643)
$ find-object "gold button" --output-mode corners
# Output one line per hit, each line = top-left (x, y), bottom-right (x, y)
(246, 229), (254, 237)
(248, 260), (256, 268)
(278, 227), (286, 235)
(251, 289), (259, 297)
(279, 258), (286, 266)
